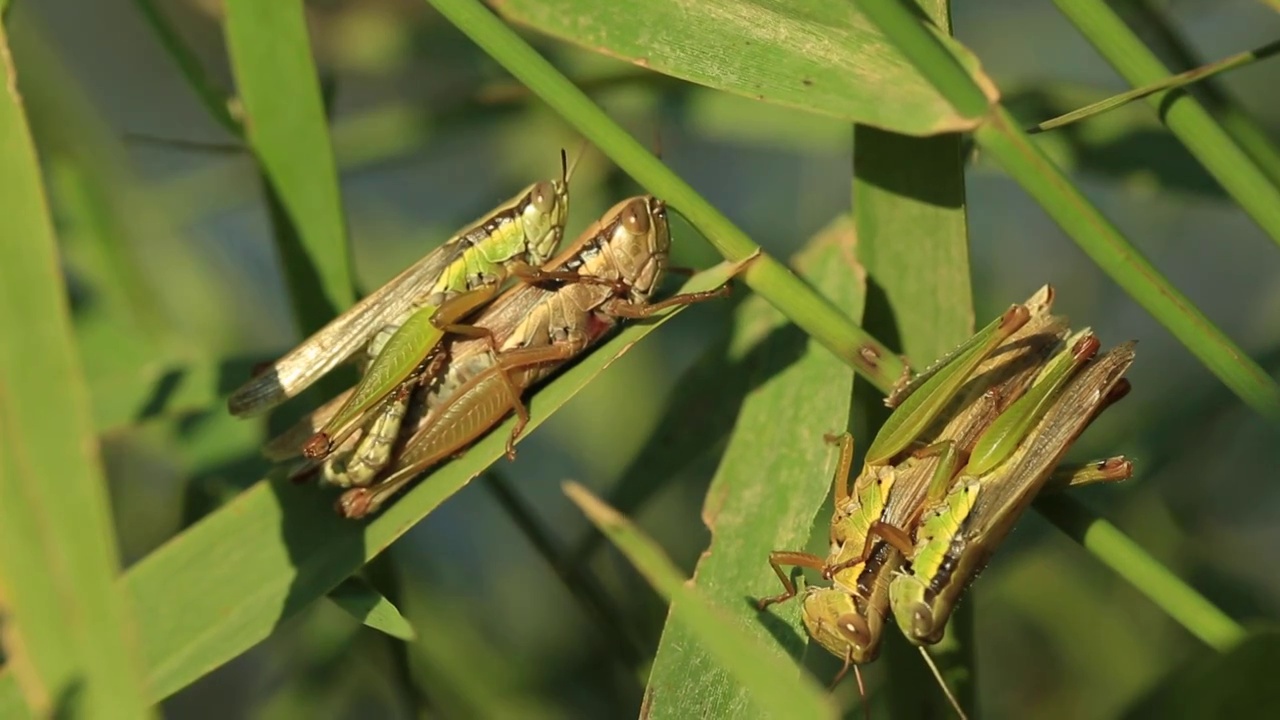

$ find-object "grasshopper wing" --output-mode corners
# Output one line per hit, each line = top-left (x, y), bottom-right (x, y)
(227, 239), (471, 417)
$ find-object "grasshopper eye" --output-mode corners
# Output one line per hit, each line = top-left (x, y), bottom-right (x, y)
(530, 181), (556, 214)
(621, 199), (650, 234)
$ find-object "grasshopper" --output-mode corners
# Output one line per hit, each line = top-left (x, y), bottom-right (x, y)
(756, 287), (1120, 711)
(886, 336), (1137, 647)
(227, 151), (579, 462)
(756, 292), (1050, 650)
(279, 195), (728, 517)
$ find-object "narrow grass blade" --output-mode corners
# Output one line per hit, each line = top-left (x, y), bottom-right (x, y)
(133, 0), (243, 137)
(564, 483), (837, 720)
(495, 0), (993, 135)
(327, 577), (417, 642)
(1121, 0), (1280, 190)
(975, 109), (1280, 425)
(223, 0), (354, 327)
(0, 27), (152, 717)
(1029, 39), (1280, 134)
(1052, 0), (1280, 250)
(424, 0), (905, 393)
(645, 217), (861, 718)
(123, 264), (735, 701)
(857, 0), (1280, 424)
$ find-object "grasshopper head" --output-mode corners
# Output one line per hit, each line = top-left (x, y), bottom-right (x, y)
(520, 176), (571, 266)
(799, 587), (883, 664)
(888, 572), (944, 645)
(599, 195), (670, 303)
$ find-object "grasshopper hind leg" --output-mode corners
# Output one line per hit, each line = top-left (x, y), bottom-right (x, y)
(756, 551), (825, 610)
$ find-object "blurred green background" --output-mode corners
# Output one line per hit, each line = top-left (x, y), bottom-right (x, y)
(12, 0), (1280, 717)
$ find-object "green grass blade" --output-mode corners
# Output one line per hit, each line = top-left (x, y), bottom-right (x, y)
(854, 118), (976, 720)
(223, 0), (354, 328)
(857, 0), (1280, 424)
(1051, 0), (1280, 250)
(327, 577), (417, 642)
(1121, 0), (1280, 190)
(565, 483), (837, 720)
(974, 108), (1280, 425)
(123, 264), (736, 701)
(132, 0), (243, 137)
(424, 0), (904, 393)
(645, 218), (861, 718)
(1030, 39), (1280, 134)
(0, 27), (152, 717)
(494, 0), (991, 134)
(1035, 494), (1246, 653)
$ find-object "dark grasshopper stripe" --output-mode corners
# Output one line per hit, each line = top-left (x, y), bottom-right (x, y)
(854, 538), (898, 600)
(910, 481), (980, 600)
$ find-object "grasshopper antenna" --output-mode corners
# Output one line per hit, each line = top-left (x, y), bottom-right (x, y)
(854, 665), (870, 720)
(918, 646), (969, 720)
(563, 138), (590, 187)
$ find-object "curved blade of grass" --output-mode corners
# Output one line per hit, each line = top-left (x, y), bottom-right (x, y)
(494, 0), (994, 135)
(564, 483), (837, 720)
(1029, 39), (1280, 134)
(123, 263), (735, 701)
(1051, 0), (1280, 251)
(858, 0), (1280, 425)
(425, 0), (905, 394)
(223, 0), (354, 328)
(646, 218), (860, 718)
(0, 27), (151, 717)
(327, 576), (416, 642)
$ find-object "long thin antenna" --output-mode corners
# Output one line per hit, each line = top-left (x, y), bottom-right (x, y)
(563, 138), (590, 185)
(854, 665), (870, 720)
(918, 647), (969, 720)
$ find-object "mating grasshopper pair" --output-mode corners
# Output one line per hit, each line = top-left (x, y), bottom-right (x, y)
(758, 286), (1136, 713)
(229, 151), (728, 517)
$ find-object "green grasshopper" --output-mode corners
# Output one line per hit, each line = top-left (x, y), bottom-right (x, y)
(757, 287), (1137, 714)
(756, 290), (1060, 672)
(274, 195), (729, 517)
(886, 336), (1137, 647)
(227, 151), (579, 462)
